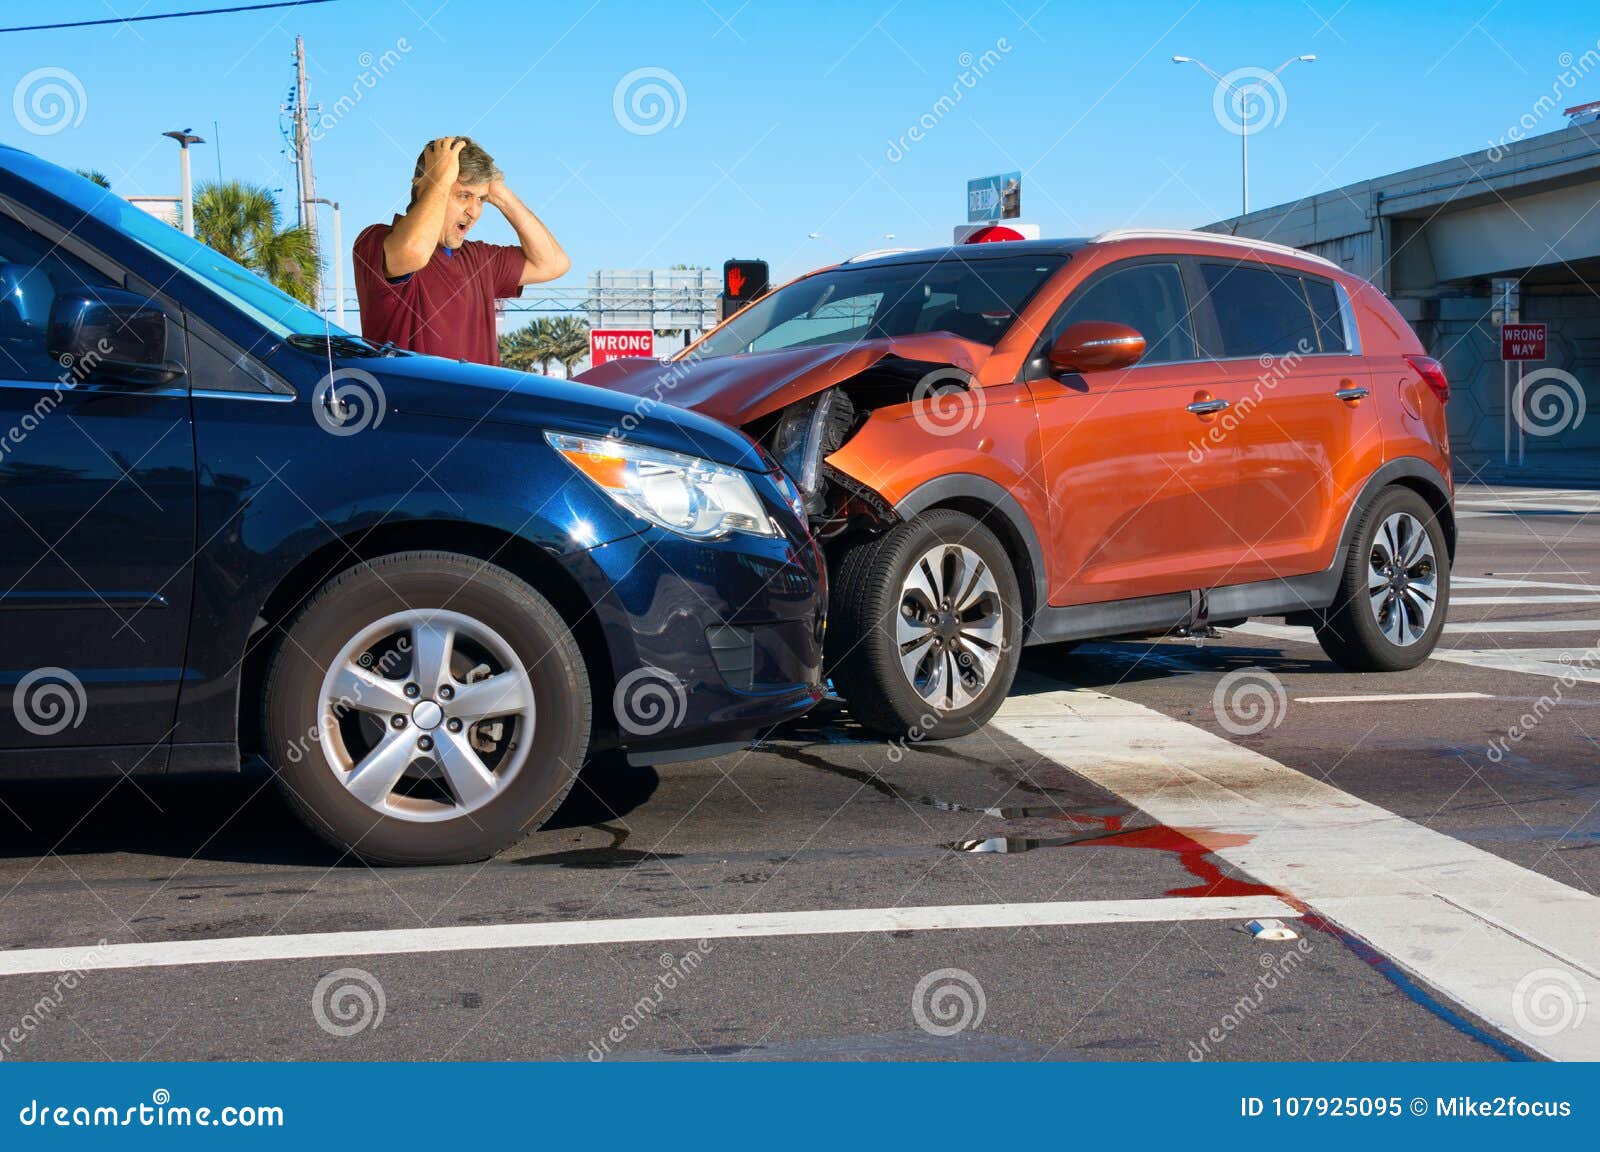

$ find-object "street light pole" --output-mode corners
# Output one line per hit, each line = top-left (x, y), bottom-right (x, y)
(1171, 54), (1315, 217)
(162, 129), (205, 237)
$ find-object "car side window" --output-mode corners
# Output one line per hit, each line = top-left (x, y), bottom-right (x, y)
(1200, 262), (1319, 358)
(1049, 263), (1196, 365)
(0, 211), (118, 384)
(1302, 276), (1350, 353)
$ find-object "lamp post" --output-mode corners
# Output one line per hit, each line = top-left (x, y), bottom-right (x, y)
(308, 196), (344, 329)
(1171, 54), (1314, 216)
(162, 129), (205, 237)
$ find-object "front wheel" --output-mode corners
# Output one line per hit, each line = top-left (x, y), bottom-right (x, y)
(1314, 487), (1450, 672)
(263, 551), (590, 865)
(828, 510), (1022, 739)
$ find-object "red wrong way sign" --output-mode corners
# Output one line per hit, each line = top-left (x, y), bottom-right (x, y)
(590, 329), (654, 366)
(1501, 323), (1547, 362)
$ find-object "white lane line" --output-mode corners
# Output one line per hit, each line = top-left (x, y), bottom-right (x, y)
(991, 680), (1600, 1061)
(1484, 571), (1592, 578)
(1293, 692), (1494, 704)
(1443, 620), (1600, 635)
(0, 896), (1299, 979)
(1234, 623), (1600, 684)
(1238, 620), (1600, 639)
(1454, 595), (1600, 605)
(1454, 577), (1600, 593)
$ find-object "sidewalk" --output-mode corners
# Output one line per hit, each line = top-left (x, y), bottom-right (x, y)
(1452, 449), (1599, 490)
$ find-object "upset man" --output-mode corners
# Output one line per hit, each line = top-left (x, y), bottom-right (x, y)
(354, 136), (569, 365)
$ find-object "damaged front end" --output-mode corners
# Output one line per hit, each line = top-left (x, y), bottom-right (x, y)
(580, 334), (992, 547)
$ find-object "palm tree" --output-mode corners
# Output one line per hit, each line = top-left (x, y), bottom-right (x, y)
(74, 168), (110, 189)
(548, 315), (591, 378)
(499, 318), (561, 375)
(193, 180), (319, 306)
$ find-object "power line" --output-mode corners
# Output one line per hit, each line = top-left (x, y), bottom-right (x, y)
(0, 0), (339, 34)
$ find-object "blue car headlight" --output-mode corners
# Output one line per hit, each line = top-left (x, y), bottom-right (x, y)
(547, 433), (778, 540)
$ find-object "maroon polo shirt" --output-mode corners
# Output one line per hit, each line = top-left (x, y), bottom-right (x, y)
(353, 218), (526, 365)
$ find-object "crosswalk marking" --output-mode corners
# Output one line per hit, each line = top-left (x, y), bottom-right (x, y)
(991, 678), (1600, 1061)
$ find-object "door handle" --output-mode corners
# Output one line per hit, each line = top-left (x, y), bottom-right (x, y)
(1334, 386), (1369, 401)
(1186, 398), (1230, 415)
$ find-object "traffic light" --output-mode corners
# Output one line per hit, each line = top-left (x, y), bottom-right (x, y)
(723, 259), (769, 304)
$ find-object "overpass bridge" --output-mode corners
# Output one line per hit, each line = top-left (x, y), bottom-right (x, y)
(1205, 121), (1600, 475)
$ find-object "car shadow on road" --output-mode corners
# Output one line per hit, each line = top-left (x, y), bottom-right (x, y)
(1020, 638), (1330, 688)
(0, 750), (660, 868)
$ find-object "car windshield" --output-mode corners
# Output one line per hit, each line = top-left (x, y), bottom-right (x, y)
(688, 253), (1066, 360)
(18, 156), (344, 340)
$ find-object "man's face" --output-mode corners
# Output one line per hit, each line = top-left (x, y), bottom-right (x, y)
(437, 180), (489, 249)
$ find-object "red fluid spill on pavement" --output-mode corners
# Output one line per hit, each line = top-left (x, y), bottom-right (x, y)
(1064, 823), (1282, 900)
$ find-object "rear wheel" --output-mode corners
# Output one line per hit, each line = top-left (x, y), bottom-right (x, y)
(829, 510), (1022, 739)
(1314, 487), (1450, 672)
(263, 551), (589, 865)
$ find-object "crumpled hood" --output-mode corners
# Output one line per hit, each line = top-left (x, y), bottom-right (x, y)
(576, 334), (992, 427)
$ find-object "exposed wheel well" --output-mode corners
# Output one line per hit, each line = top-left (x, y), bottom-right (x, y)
(237, 521), (615, 759)
(1392, 477), (1457, 561)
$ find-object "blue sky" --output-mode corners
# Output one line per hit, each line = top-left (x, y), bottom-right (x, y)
(5, 0), (1599, 313)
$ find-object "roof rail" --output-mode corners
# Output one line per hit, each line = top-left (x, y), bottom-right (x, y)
(1089, 227), (1340, 270)
(842, 247), (914, 264)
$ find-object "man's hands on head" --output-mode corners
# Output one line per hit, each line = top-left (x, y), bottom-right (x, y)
(417, 136), (465, 194)
(485, 178), (514, 211)
(385, 137), (467, 277)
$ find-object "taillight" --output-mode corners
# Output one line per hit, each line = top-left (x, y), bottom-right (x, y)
(1405, 354), (1449, 403)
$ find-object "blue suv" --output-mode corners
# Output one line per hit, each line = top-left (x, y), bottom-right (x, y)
(0, 148), (824, 864)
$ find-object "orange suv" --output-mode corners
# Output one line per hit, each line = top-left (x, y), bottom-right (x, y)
(581, 229), (1454, 737)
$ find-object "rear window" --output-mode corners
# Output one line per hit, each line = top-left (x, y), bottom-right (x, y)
(1200, 262), (1318, 358)
(1302, 277), (1351, 353)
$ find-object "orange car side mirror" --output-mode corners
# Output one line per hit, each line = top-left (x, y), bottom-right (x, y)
(1048, 321), (1146, 374)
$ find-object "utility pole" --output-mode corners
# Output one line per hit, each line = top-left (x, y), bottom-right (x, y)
(291, 35), (318, 250)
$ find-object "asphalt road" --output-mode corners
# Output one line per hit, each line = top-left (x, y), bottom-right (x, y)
(1, 481), (1596, 1063)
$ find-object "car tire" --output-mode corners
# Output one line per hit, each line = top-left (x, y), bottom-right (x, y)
(263, 551), (590, 865)
(1314, 486), (1450, 672)
(828, 509), (1023, 739)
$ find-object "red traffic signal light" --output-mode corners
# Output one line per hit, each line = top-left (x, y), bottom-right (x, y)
(723, 259), (769, 302)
